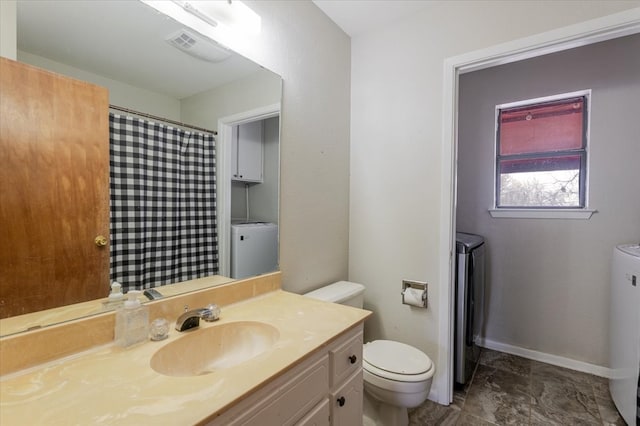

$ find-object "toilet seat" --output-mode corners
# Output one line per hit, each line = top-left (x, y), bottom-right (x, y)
(363, 340), (434, 383)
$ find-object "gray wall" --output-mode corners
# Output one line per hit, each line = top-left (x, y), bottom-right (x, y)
(457, 34), (640, 366)
(250, 116), (280, 225)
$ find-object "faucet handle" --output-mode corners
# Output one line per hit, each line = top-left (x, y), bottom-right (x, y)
(202, 304), (221, 322)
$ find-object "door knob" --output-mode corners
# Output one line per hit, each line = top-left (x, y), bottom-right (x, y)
(94, 235), (108, 247)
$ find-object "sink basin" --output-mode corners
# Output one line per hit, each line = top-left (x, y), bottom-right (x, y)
(150, 321), (279, 377)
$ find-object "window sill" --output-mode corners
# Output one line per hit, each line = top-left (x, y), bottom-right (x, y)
(488, 208), (597, 219)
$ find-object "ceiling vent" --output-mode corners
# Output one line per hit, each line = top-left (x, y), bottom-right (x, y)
(165, 29), (232, 63)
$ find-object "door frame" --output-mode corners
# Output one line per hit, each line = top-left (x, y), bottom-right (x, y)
(437, 9), (640, 404)
(217, 103), (281, 276)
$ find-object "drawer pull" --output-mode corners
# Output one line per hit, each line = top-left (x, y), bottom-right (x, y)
(348, 355), (357, 364)
(337, 396), (346, 407)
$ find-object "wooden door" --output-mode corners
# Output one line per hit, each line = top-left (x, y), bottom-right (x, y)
(0, 58), (110, 319)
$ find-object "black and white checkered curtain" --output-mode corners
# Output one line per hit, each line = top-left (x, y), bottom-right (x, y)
(109, 113), (218, 291)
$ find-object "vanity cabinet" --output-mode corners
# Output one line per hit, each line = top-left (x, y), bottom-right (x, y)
(232, 121), (263, 183)
(208, 325), (363, 426)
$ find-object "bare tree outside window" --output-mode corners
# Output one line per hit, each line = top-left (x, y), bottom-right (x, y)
(500, 170), (580, 207)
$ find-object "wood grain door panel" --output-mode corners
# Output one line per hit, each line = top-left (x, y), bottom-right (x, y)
(0, 58), (110, 319)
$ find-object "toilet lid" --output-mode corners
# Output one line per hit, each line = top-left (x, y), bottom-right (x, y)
(363, 340), (432, 375)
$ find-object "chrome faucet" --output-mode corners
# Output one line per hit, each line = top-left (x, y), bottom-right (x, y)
(175, 304), (220, 332)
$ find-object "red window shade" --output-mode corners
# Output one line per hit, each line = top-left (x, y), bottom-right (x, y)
(499, 97), (584, 155)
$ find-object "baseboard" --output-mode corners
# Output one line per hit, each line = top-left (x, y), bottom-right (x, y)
(477, 337), (612, 379)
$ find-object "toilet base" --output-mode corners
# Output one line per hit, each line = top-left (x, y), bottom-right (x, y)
(363, 391), (409, 426)
(379, 403), (408, 426)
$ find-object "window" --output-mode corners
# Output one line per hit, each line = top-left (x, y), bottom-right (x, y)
(495, 92), (589, 210)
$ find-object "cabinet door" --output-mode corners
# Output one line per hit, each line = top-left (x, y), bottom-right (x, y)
(296, 398), (330, 426)
(208, 353), (329, 426)
(233, 121), (263, 182)
(330, 371), (363, 426)
(0, 58), (110, 318)
(242, 355), (328, 425)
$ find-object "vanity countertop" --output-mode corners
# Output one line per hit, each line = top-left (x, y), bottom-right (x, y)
(0, 290), (370, 425)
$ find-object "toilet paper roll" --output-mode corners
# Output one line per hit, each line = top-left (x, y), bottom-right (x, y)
(402, 287), (425, 308)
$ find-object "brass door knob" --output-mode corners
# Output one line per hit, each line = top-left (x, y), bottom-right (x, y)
(94, 235), (108, 247)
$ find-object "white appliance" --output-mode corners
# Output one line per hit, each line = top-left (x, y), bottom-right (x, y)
(610, 243), (640, 425)
(230, 222), (278, 279)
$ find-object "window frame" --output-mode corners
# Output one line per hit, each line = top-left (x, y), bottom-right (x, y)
(491, 90), (594, 218)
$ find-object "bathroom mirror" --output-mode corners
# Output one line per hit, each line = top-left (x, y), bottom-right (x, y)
(0, 0), (281, 335)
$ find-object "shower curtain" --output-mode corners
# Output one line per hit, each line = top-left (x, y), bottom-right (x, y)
(109, 113), (218, 291)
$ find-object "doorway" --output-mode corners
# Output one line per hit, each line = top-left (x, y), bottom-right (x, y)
(217, 103), (281, 277)
(438, 12), (640, 405)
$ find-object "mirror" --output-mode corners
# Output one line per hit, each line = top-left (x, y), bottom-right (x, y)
(1, 0), (281, 336)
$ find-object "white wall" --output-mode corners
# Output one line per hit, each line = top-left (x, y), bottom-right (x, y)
(349, 0), (639, 401)
(17, 51), (181, 120)
(0, 0), (16, 60)
(180, 69), (281, 132)
(223, 1), (352, 291)
(457, 34), (640, 366)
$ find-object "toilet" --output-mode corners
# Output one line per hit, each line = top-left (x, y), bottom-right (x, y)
(304, 281), (435, 426)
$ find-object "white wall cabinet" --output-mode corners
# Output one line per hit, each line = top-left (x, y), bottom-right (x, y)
(208, 325), (364, 426)
(232, 120), (263, 183)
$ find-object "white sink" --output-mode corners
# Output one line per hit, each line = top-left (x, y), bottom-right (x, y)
(150, 321), (279, 377)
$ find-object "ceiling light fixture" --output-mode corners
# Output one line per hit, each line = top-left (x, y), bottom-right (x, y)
(179, 1), (220, 28)
(141, 0), (261, 48)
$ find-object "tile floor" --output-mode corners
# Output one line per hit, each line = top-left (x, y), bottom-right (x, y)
(408, 348), (626, 425)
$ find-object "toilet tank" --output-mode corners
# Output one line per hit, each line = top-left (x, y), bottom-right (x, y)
(303, 281), (365, 308)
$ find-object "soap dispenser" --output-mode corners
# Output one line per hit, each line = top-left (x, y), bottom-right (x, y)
(114, 290), (149, 347)
(108, 281), (124, 302)
(103, 281), (125, 309)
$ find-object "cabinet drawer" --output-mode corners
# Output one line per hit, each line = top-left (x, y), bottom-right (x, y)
(329, 329), (363, 388)
(330, 370), (363, 426)
(296, 398), (330, 426)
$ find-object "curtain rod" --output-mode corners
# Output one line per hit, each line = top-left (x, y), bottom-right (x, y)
(109, 104), (218, 135)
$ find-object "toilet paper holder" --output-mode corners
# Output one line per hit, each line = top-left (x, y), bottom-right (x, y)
(401, 280), (428, 308)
